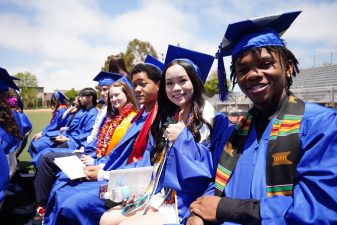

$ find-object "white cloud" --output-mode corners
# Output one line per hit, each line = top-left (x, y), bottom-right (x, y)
(0, 0), (336, 91)
(1, 0), (204, 91)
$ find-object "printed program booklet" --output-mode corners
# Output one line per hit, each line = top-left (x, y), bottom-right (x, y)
(100, 166), (153, 201)
(54, 155), (86, 180)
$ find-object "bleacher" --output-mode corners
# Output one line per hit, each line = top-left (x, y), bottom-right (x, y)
(292, 63), (337, 89)
(291, 63), (337, 106)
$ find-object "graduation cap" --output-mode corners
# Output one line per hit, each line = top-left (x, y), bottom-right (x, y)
(164, 45), (214, 83)
(93, 71), (124, 86)
(0, 67), (20, 92)
(144, 55), (164, 72)
(117, 76), (133, 92)
(216, 11), (301, 101)
(54, 90), (69, 103)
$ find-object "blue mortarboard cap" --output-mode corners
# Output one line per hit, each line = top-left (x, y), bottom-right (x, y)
(0, 67), (20, 92)
(93, 71), (124, 86)
(164, 45), (214, 83)
(54, 90), (68, 103)
(216, 11), (301, 101)
(117, 76), (133, 92)
(144, 55), (164, 72)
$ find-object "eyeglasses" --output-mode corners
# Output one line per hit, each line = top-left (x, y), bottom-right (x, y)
(121, 194), (149, 215)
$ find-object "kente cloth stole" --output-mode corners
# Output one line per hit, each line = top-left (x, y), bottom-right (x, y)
(95, 104), (134, 158)
(215, 95), (304, 197)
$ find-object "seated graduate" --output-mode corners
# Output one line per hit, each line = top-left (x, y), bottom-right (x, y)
(0, 67), (22, 203)
(81, 80), (137, 164)
(99, 44), (222, 225)
(0, 134), (9, 205)
(33, 80), (138, 217)
(188, 11), (337, 225)
(6, 87), (33, 136)
(42, 56), (162, 225)
(88, 54), (130, 144)
(30, 87), (98, 166)
(59, 96), (81, 132)
(28, 90), (69, 155)
(32, 73), (133, 168)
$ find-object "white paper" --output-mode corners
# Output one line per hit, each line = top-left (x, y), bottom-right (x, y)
(54, 155), (86, 180)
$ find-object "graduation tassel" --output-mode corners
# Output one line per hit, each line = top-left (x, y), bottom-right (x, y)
(216, 47), (228, 101)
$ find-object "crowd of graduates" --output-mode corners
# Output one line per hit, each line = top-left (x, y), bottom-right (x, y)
(1, 10), (337, 225)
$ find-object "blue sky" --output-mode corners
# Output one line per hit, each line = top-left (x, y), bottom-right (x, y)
(1, 0), (337, 92)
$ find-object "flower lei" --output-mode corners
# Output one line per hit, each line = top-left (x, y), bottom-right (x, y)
(95, 103), (134, 158)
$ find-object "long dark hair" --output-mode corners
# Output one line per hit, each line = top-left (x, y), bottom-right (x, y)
(150, 60), (212, 164)
(51, 94), (64, 110)
(230, 45), (300, 91)
(0, 92), (22, 139)
(79, 88), (98, 107)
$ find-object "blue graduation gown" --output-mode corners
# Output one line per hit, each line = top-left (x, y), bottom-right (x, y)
(0, 125), (21, 154)
(42, 107), (68, 134)
(0, 149), (9, 204)
(30, 108), (97, 167)
(28, 107), (68, 156)
(151, 113), (232, 223)
(43, 112), (148, 225)
(43, 114), (106, 159)
(18, 111), (33, 135)
(0, 126), (20, 202)
(38, 109), (86, 141)
(212, 103), (337, 225)
(65, 107), (98, 150)
(0, 143), (9, 204)
(12, 110), (24, 136)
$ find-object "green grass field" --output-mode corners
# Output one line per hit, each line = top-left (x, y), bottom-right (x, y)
(18, 110), (52, 162)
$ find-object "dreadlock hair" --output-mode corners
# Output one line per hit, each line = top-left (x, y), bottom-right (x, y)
(0, 92), (22, 140)
(150, 60), (212, 164)
(230, 45), (300, 91)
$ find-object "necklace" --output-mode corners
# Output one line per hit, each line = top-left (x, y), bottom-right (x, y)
(95, 103), (134, 157)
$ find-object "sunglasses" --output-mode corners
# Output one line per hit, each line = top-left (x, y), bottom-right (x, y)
(121, 194), (149, 216)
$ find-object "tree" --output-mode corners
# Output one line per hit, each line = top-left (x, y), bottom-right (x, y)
(101, 52), (125, 72)
(124, 39), (158, 72)
(15, 72), (39, 108)
(65, 88), (79, 102)
(204, 71), (231, 97)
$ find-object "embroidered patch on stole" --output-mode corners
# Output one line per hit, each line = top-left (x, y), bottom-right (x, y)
(271, 151), (292, 166)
